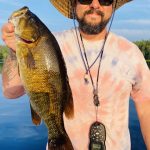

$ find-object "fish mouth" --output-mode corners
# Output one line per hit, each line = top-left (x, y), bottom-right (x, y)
(16, 34), (34, 44)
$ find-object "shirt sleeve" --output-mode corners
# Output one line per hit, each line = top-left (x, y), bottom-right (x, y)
(131, 46), (150, 102)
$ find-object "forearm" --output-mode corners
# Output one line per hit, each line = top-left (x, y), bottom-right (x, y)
(138, 108), (150, 150)
(2, 49), (25, 98)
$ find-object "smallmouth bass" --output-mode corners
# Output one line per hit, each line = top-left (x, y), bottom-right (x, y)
(9, 6), (74, 150)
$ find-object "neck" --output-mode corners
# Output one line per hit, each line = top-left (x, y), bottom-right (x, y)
(79, 28), (107, 41)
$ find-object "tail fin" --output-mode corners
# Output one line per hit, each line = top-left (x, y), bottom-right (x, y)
(48, 134), (74, 150)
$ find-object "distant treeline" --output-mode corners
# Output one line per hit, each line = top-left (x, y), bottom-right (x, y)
(0, 45), (9, 72)
(134, 40), (150, 68)
(0, 40), (150, 68)
(0, 45), (9, 61)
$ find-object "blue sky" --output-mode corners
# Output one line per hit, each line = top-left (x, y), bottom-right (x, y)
(0, 0), (150, 44)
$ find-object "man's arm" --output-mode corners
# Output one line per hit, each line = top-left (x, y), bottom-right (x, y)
(1, 23), (25, 98)
(2, 49), (25, 99)
(130, 44), (150, 149)
(135, 100), (150, 150)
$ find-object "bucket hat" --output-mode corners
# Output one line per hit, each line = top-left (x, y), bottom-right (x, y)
(50, 0), (132, 19)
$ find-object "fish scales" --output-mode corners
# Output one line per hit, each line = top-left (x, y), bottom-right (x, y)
(9, 6), (74, 150)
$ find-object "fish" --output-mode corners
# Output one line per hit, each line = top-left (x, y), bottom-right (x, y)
(9, 6), (74, 150)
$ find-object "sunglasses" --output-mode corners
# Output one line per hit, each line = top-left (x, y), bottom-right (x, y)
(78, 0), (114, 6)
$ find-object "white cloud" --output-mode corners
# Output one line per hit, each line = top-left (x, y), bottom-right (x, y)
(112, 29), (150, 41)
(113, 29), (150, 35)
(116, 19), (150, 26)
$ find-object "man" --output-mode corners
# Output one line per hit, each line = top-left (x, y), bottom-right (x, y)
(1, 0), (150, 149)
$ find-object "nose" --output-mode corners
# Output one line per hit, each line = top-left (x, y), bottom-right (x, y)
(89, 0), (102, 9)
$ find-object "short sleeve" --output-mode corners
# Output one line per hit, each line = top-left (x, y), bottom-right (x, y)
(131, 46), (150, 102)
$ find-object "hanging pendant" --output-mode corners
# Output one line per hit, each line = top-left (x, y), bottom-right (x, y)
(89, 121), (106, 150)
(93, 94), (100, 106)
(93, 89), (100, 106)
(84, 73), (89, 84)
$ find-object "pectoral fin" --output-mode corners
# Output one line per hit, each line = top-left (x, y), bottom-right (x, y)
(25, 50), (36, 69)
(30, 104), (41, 125)
(64, 83), (74, 119)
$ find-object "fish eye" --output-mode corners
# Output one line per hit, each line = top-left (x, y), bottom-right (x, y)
(20, 12), (24, 15)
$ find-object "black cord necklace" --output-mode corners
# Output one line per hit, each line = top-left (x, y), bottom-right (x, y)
(79, 33), (106, 106)
(80, 32), (108, 84)
(79, 31), (107, 150)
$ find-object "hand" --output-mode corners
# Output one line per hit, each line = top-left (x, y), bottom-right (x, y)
(1, 22), (16, 51)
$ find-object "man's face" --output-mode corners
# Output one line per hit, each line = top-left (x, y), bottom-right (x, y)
(75, 0), (113, 34)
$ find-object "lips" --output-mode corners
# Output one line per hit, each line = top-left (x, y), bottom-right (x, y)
(86, 13), (101, 17)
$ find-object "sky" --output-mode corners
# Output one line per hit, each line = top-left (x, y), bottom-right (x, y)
(0, 0), (150, 45)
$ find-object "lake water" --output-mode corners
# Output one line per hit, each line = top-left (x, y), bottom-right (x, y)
(0, 75), (146, 150)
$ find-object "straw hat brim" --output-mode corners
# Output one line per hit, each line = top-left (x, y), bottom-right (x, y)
(50, 0), (132, 19)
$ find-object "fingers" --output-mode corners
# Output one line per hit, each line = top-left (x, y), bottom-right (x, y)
(2, 22), (14, 33)
(1, 22), (14, 40)
(1, 22), (16, 51)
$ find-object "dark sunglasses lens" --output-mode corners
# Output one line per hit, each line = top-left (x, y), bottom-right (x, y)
(100, 0), (113, 6)
(78, 0), (113, 6)
(78, 0), (93, 5)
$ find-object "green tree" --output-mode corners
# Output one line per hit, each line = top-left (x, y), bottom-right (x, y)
(0, 45), (9, 61)
(134, 40), (150, 69)
(0, 45), (9, 73)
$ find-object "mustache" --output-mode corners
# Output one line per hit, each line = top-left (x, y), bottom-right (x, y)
(84, 9), (104, 17)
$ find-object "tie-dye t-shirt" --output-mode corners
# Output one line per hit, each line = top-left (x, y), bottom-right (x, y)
(51, 28), (150, 150)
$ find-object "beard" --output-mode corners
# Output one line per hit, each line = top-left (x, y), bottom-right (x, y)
(76, 8), (111, 35)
